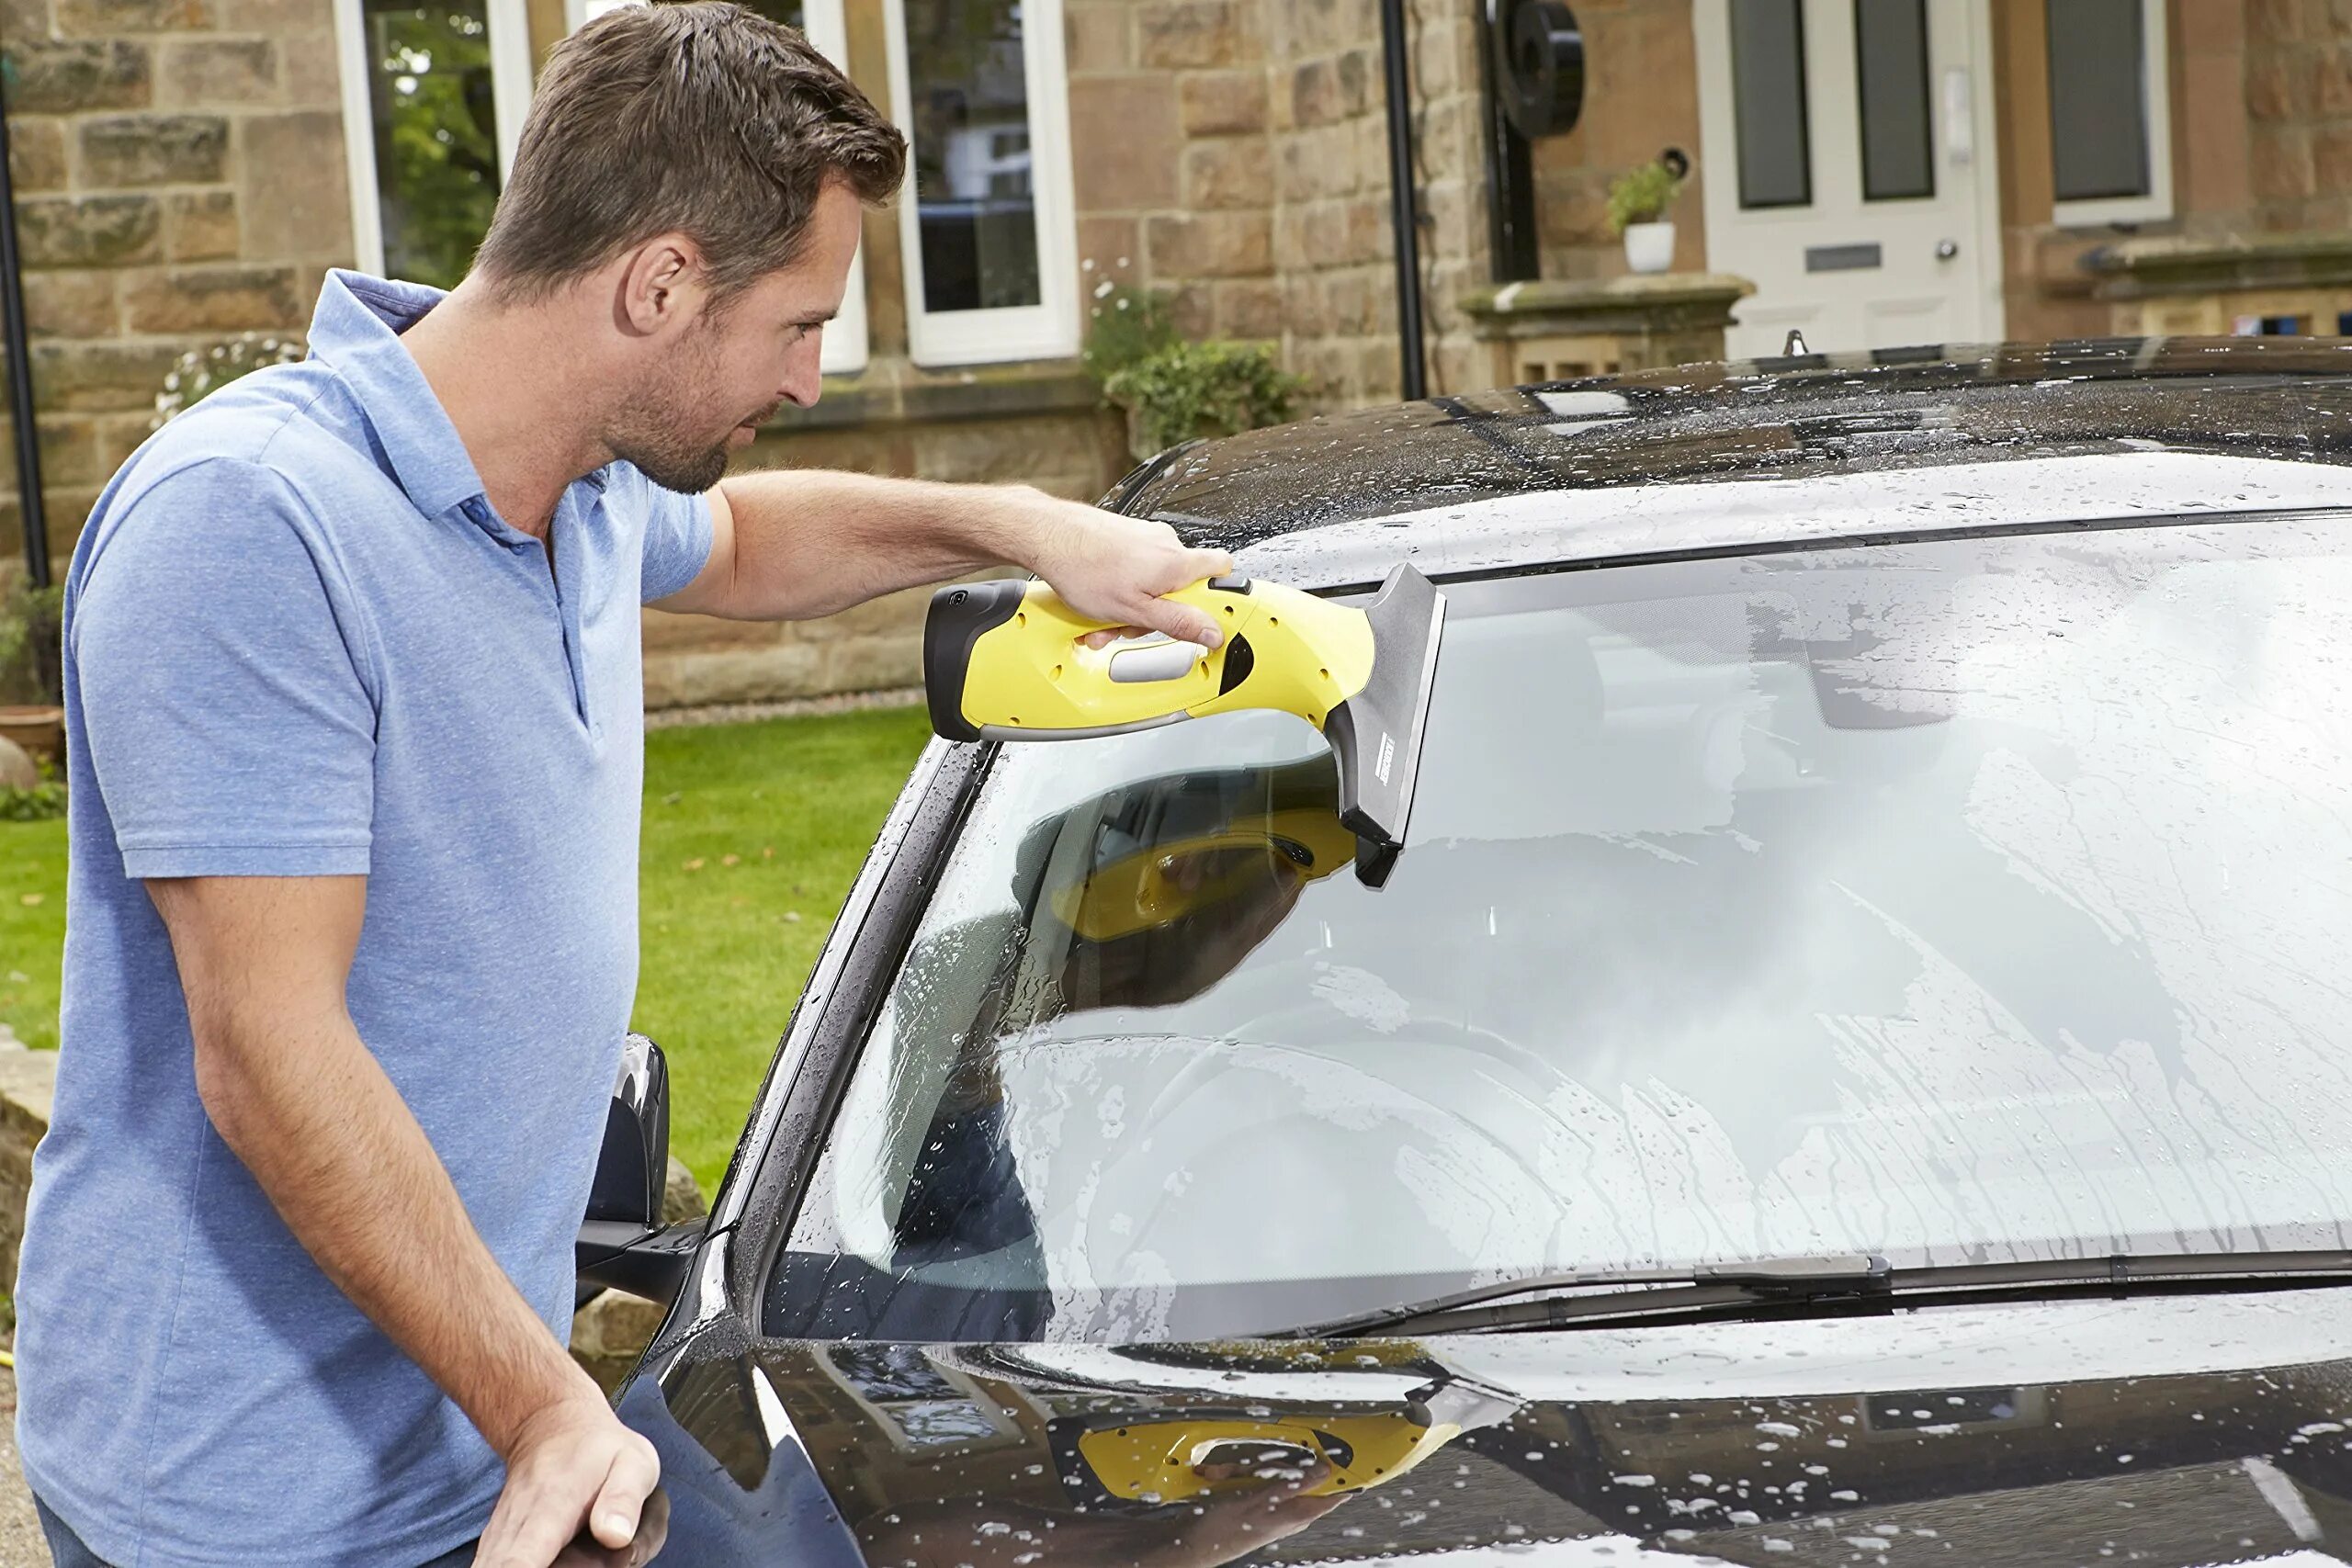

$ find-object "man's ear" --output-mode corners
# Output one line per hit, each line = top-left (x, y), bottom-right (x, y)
(615, 232), (707, 337)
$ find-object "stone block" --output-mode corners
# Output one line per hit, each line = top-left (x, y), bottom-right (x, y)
(2314, 124), (2352, 194)
(8, 120), (67, 194)
(0, 1037), (54, 1294)
(1146, 210), (1272, 276)
(30, 339), (187, 412)
(54, 0), (209, 31)
(1069, 74), (1180, 209)
(96, 410), (159, 472)
(910, 413), (1102, 485)
(122, 264), (301, 332)
(17, 195), (161, 268)
(215, 0), (321, 28)
(37, 413), (102, 487)
(158, 38), (276, 106)
(279, 28), (341, 108)
(1214, 278), (1283, 338)
(2248, 0), (2309, 43)
(1290, 47), (1373, 129)
(1179, 70), (1266, 135)
(80, 112), (229, 186)
(1138, 0), (1237, 69)
(165, 190), (239, 259)
(1063, 1), (1130, 73)
(1165, 280), (1211, 337)
(2315, 45), (2352, 118)
(2245, 51), (2297, 122)
(1181, 136), (1271, 209)
(2253, 126), (2317, 200)
(1076, 216), (1137, 276)
(236, 111), (353, 262)
(23, 271), (118, 337)
(3, 0), (51, 43)
(8, 40), (151, 114)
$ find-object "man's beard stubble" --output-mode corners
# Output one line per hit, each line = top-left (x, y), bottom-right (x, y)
(606, 324), (780, 494)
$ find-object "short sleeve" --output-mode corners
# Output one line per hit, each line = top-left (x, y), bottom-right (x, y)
(637, 471), (715, 604)
(75, 460), (378, 880)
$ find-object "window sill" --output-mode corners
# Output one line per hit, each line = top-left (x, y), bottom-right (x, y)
(767, 357), (1103, 432)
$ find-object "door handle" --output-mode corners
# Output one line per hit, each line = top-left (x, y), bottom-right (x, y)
(1936, 240), (1960, 260)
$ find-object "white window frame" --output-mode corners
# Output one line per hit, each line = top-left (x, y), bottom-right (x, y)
(2048, 0), (2173, 229)
(333, 0), (536, 279)
(564, 0), (869, 374)
(882, 0), (1080, 367)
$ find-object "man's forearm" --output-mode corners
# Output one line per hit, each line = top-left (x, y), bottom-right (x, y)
(153, 876), (596, 1460)
(662, 468), (1237, 650)
(684, 469), (1047, 621)
(196, 1003), (595, 1453)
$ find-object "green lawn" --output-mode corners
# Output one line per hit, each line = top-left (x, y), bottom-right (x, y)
(0, 706), (933, 1192)
(0, 816), (67, 1053)
(634, 706), (931, 1189)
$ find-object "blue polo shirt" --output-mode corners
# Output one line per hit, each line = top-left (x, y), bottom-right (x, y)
(16, 271), (715, 1567)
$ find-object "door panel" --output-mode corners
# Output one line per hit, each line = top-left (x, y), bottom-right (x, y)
(1696, 0), (2000, 359)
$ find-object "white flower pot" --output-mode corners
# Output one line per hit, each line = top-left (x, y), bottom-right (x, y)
(1623, 220), (1677, 275)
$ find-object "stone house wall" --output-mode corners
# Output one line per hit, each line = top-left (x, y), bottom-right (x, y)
(0, 0), (352, 563)
(8, 0), (2351, 706)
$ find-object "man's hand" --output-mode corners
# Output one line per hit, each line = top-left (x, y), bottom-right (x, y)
(478, 1390), (665, 1568)
(1021, 499), (1235, 649)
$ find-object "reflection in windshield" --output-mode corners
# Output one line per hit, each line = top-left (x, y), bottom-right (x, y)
(770, 518), (2352, 1341)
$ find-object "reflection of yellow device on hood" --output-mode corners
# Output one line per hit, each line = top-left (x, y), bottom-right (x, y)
(1057, 1372), (1521, 1507)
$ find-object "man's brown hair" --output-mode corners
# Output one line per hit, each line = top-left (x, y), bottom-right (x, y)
(473, 0), (906, 303)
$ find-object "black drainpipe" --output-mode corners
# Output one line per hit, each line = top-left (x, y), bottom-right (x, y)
(1378, 0), (1428, 401)
(0, 54), (47, 588)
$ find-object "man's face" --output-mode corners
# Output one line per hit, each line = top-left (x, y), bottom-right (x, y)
(608, 181), (862, 493)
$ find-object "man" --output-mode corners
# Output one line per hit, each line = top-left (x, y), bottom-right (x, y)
(12, 6), (1233, 1565)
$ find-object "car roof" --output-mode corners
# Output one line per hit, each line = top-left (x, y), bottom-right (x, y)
(1113, 336), (2352, 588)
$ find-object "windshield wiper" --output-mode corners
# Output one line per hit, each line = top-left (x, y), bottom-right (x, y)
(1276, 1248), (2352, 1339)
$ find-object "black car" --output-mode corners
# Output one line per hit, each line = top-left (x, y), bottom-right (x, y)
(581, 336), (2352, 1567)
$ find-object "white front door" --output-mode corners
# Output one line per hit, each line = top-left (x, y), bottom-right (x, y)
(1693, 0), (2003, 359)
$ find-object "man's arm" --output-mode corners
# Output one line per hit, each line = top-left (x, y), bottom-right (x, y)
(652, 470), (1235, 646)
(148, 874), (659, 1568)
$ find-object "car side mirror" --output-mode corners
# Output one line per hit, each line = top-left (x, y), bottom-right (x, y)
(577, 1034), (703, 1308)
(588, 1032), (670, 1230)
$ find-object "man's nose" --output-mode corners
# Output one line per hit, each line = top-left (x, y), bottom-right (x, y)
(779, 338), (824, 409)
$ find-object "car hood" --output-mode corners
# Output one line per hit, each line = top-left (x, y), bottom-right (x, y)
(619, 1287), (2352, 1566)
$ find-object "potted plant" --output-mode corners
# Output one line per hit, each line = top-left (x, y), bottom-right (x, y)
(1607, 157), (1686, 276)
(0, 580), (63, 764)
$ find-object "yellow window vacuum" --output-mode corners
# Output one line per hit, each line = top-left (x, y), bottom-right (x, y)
(924, 562), (1446, 886)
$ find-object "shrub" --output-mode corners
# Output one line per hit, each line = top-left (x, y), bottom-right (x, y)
(1102, 341), (1308, 459)
(151, 332), (304, 432)
(0, 783), (65, 822)
(1083, 282), (1308, 459)
(1606, 158), (1685, 234)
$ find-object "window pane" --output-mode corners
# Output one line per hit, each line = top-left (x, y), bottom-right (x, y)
(904, 0), (1041, 312)
(1731, 0), (1812, 209)
(1855, 0), (1932, 201)
(363, 0), (502, 290)
(2047, 0), (2148, 202)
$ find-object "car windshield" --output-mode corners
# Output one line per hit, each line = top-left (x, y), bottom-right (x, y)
(767, 513), (2352, 1342)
